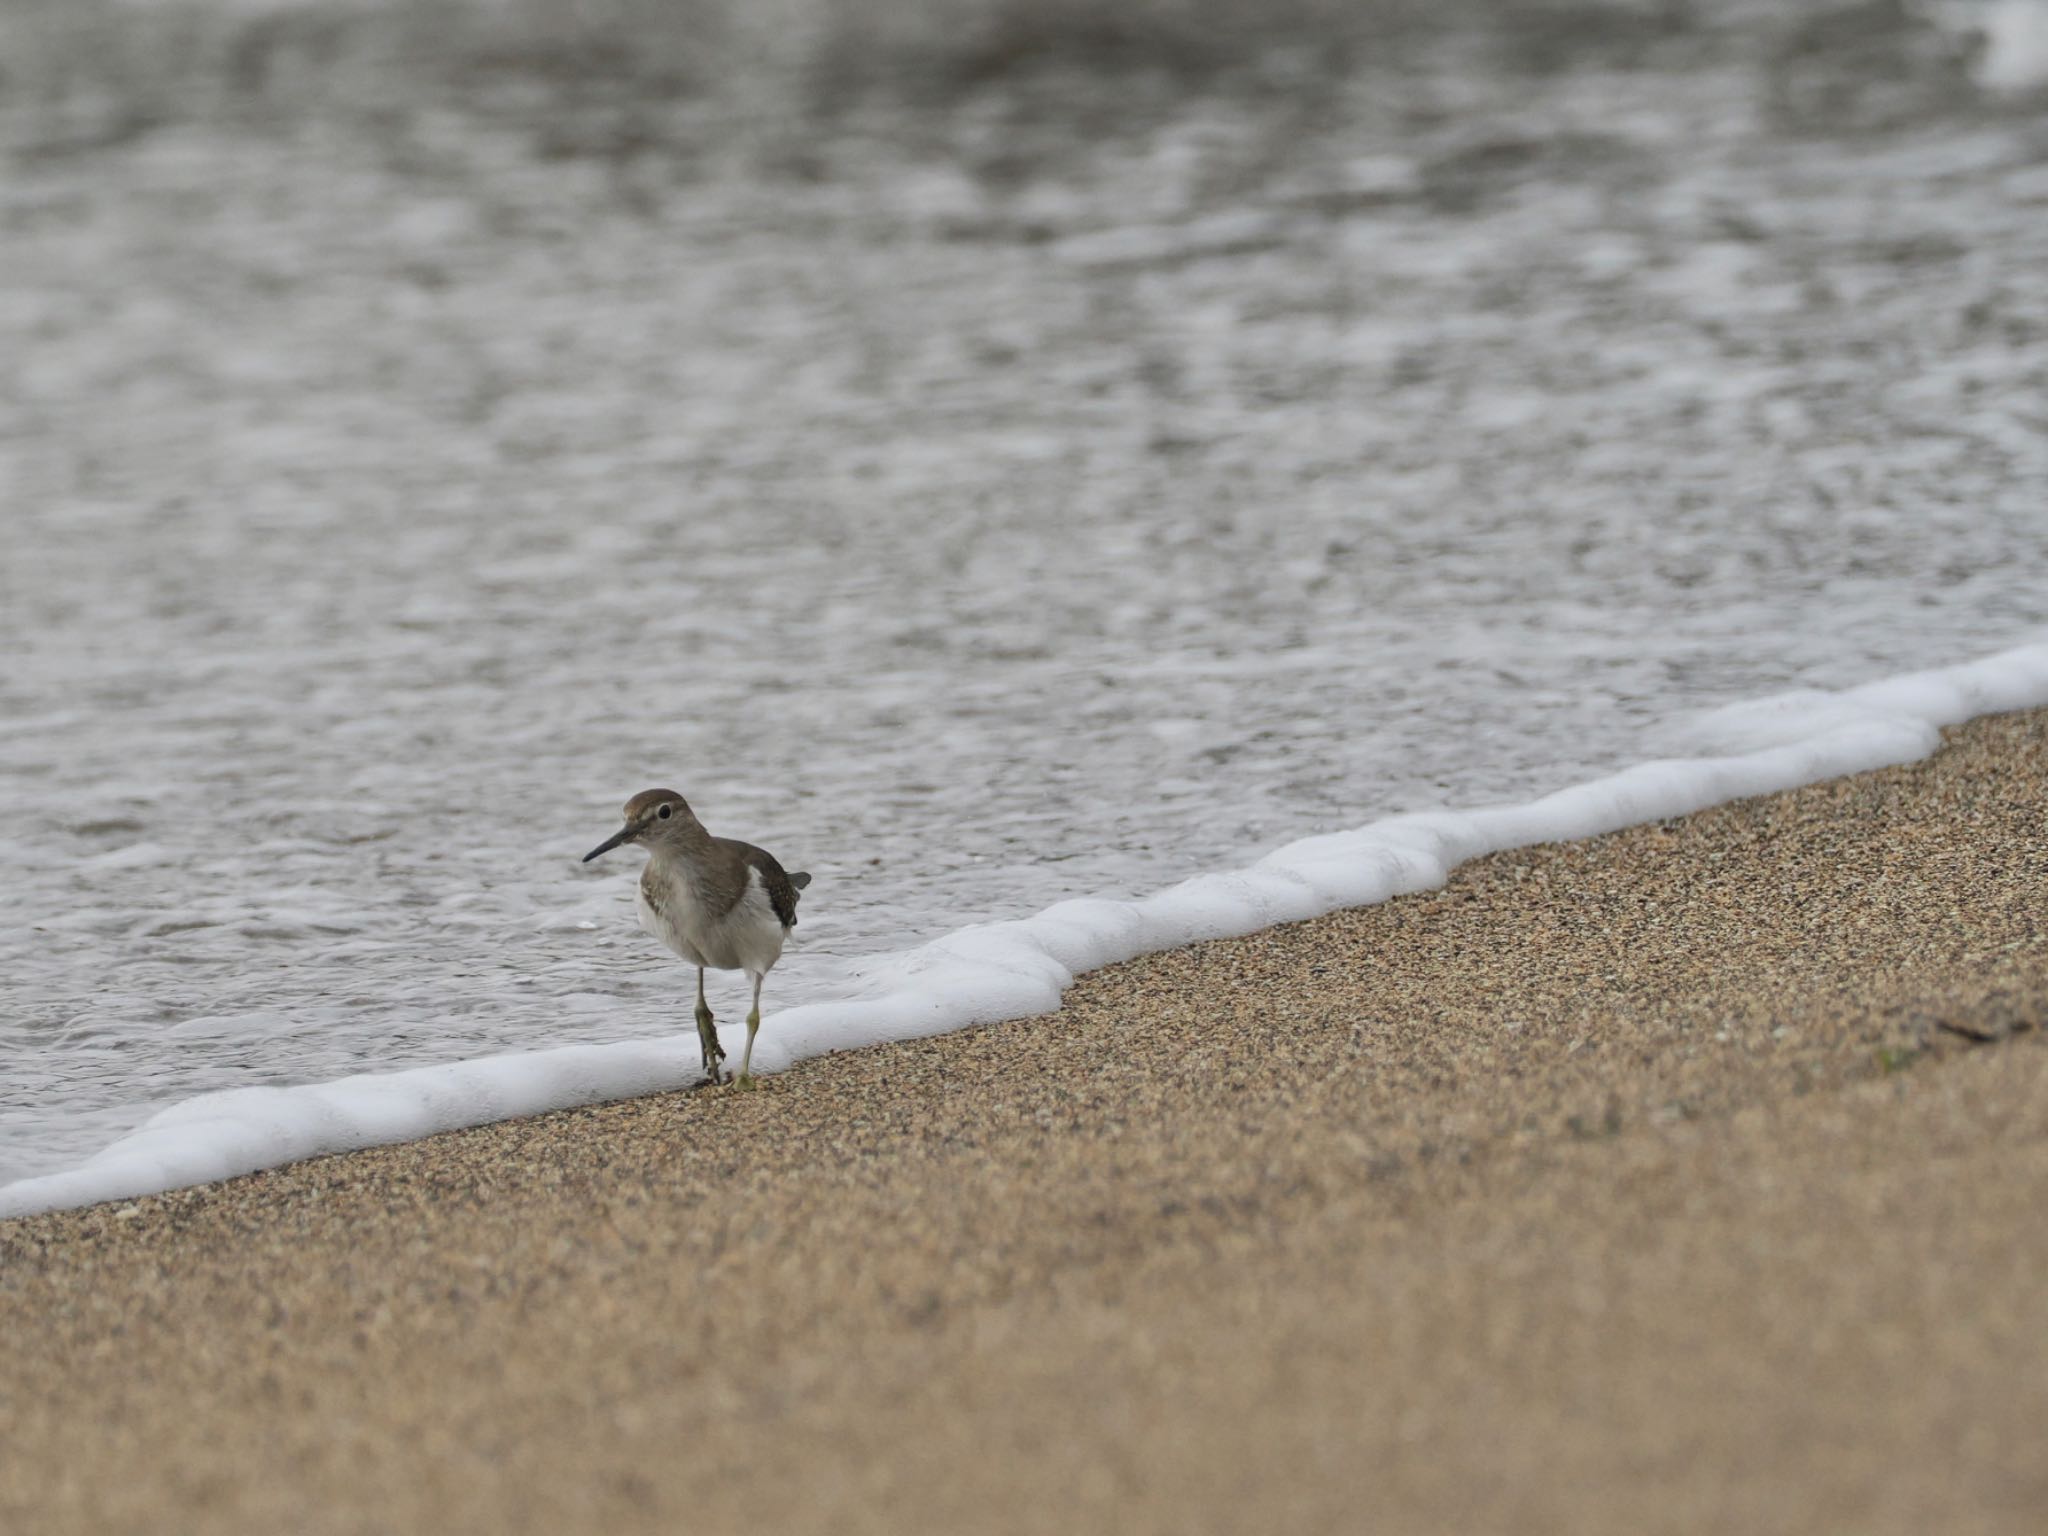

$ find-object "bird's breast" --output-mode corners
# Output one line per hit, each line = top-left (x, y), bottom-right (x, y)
(638, 859), (787, 975)
(637, 868), (709, 965)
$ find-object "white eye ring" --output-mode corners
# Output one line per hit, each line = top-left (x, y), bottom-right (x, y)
(657, 804), (672, 819)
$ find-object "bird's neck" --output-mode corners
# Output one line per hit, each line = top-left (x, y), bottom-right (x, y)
(649, 816), (714, 861)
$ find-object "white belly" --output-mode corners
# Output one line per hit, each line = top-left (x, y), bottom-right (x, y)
(637, 866), (788, 976)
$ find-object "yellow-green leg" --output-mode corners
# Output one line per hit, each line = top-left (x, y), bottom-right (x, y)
(738, 973), (764, 1089)
(695, 967), (725, 1084)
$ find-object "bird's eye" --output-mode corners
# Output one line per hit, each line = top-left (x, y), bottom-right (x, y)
(657, 804), (672, 819)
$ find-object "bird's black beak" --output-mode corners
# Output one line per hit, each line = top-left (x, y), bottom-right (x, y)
(583, 826), (633, 863)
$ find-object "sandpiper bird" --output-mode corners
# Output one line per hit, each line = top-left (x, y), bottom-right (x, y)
(583, 789), (811, 1088)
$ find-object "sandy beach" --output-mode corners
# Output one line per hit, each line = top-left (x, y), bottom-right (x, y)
(4, 707), (2045, 1535)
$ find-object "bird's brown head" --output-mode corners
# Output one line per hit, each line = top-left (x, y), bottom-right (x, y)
(583, 788), (693, 863)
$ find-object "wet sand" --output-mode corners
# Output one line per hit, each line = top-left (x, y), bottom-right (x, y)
(4, 709), (2045, 1535)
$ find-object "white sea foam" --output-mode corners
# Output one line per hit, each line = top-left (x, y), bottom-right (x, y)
(6, 636), (2045, 1222)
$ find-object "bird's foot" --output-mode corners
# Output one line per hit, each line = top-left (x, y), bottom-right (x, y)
(735, 1073), (757, 1092)
(698, 1041), (728, 1088)
(698, 1067), (729, 1088)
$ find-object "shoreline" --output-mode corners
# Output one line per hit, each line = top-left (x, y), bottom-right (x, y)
(4, 708), (2046, 1532)
(8, 637), (2048, 1220)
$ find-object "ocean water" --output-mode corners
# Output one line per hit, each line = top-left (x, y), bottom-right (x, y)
(4, 21), (2047, 1187)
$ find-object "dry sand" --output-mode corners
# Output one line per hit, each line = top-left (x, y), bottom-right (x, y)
(4, 710), (2046, 1535)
